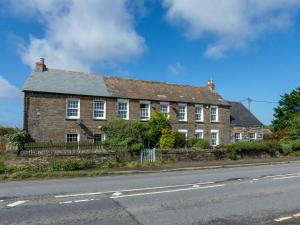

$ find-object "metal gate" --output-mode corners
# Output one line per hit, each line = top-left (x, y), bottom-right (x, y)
(140, 148), (156, 163)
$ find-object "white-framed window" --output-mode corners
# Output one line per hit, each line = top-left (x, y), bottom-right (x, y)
(66, 133), (80, 143)
(93, 100), (106, 119)
(234, 133), (242, 143)
(195, 104), (204, 122)
(140, 101), (150, 121)
(94, 133), (106, 143)
(249, 133), (256, 142)
(211, 129), (219, 146)
(160, 102), (170, 117)
(178, 103), (187, 121)
(178, 129), (188, 138)
(117, 99), (129, 120)
(195, 129), (204, 139)
(210, 105), (218, 122)
(66, 99), (80, 119)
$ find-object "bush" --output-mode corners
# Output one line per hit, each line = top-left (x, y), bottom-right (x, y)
(8, 131), (33, 153)
(146, 112), (171, 148)
(102, 119), (147, 152)
(159, 129), (176, 149)
(174, 132), (186, 148)
(226, 141), (279, 160)
(188, 138), (211, 150)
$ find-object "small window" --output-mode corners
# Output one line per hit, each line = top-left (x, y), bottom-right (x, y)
(249, 133), (256, 142)
(210, 105), (218, 122)
(211, 130), (219, 146)
(140, 101), (150, 120)
(195, 129), (204, 139)
(235, 133), (242, 143)
(94, 133), (105, 143)
(117, 99), (129, 120)
(93, 100), (106, 119)
(178, 103), (187, 121)
(160, 102), (170, 117)
(178, 129), (188, 138)
(66, 99), (80, 119)
(195, 104), (203, 122)
(66, 133), (79, 143)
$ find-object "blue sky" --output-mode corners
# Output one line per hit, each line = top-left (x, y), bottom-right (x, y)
(1, 0), (300, 128)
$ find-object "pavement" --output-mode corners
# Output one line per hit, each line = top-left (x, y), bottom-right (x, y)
(1, 162), (300, 224)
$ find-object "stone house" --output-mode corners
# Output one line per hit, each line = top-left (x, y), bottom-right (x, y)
(228, 101), (263, 143)
(23, 59), (262, 146)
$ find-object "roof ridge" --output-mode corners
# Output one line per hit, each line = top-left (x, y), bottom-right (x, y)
(46, 68), (207, 89)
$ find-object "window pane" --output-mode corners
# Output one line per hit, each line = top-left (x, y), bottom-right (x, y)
(118, 102), (128, 119)
(66, 133), (78, 143)
(178, 105), (186, 121)
(67, 99), (79, 117)
(195, 105), (203, 121)
(94, 101), (105, 118)
(140, 103), (149, 120)
(94, 134), (102, 143)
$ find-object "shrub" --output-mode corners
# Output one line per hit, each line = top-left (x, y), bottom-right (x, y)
(174, 132), (186, 148)
(226, 141), (278, 160)
(102, 119), (147, 152)
(8, 131), (33, 153)
(146, 112), (171, 148)
(50, 160), (94, 171)
(159, 129), (176, 149)
(188, 138), (211, 150)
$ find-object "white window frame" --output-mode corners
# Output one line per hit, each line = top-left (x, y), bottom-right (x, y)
(160, 102), (170, 117)
(195, 104), (204, 122)
(249, 133), (257, 142)
(178, 129), (188, 138)
(93, 100), (106, 120)
(117, 99), (129, 120)
(234, 133), (242, 143)
(195, 129), (204, 139)
(211, 129), (219, 146)
(210, 105), (219, 122)
(65, 133), (80, 143)
(178, 103), (187, 122)
(66, 98), (80, 119)
(94, 132), (106, 143)
(140, 100), (151, 121)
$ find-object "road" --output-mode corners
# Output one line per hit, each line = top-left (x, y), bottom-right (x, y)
(1, 162), (300, 225)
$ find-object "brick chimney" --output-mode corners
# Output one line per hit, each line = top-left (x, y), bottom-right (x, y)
(207, 79), (215, 91)
(35, 58), (47, 72)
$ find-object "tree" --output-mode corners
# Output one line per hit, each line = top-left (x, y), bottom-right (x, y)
(145, 112), (171, 148)
(272, 87), (300, 131)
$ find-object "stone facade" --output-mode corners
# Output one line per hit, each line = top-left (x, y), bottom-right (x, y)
(24, 92), (231, 145)
(230, 126), (263, 144)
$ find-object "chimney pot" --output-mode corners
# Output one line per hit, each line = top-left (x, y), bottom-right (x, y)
(35, 58), (47, 72)
(207, 79), (215, 91)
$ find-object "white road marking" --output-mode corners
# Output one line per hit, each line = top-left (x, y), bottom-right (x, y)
(55, 181), (215, 198)
(59, 201), (73, 204)
(74, 199), (90, 203)
(293, 213), (300, 218)
(252, 178), (259, 181)
(0, 200), (4, 203)
(273, 175), (300, 180)
(192, 184), (200, 188)
(265, 173), (300, 179)
(112, 192), (122, 196)
(7, 200), (28, 208)
(274, 216), (293, 222)
(111, 184), (226, 199)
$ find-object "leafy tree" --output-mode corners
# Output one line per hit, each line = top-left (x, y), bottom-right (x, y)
(272, 87), (300, 131)
(145, 112), (171, 148)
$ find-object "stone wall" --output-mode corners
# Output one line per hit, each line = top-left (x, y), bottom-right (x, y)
(24, 92), (231, 144)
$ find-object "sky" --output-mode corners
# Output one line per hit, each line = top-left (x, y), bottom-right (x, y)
(0, 0), (300, 128)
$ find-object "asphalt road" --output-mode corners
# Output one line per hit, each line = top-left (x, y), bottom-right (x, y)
(1, 162), (300, 225)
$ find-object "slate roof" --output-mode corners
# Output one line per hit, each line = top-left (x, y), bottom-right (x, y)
(228, 101), (263, 127)
(23, 68), (229, 106)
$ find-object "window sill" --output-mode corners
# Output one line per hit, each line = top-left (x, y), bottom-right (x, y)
(65, 117), (80, 120)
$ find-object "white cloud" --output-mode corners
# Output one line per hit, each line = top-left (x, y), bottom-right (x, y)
(162, 0), (300, 58)
(0, 76), (22, 100)
(10, 0), (146, 71)
(167, 62), (184, 75)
